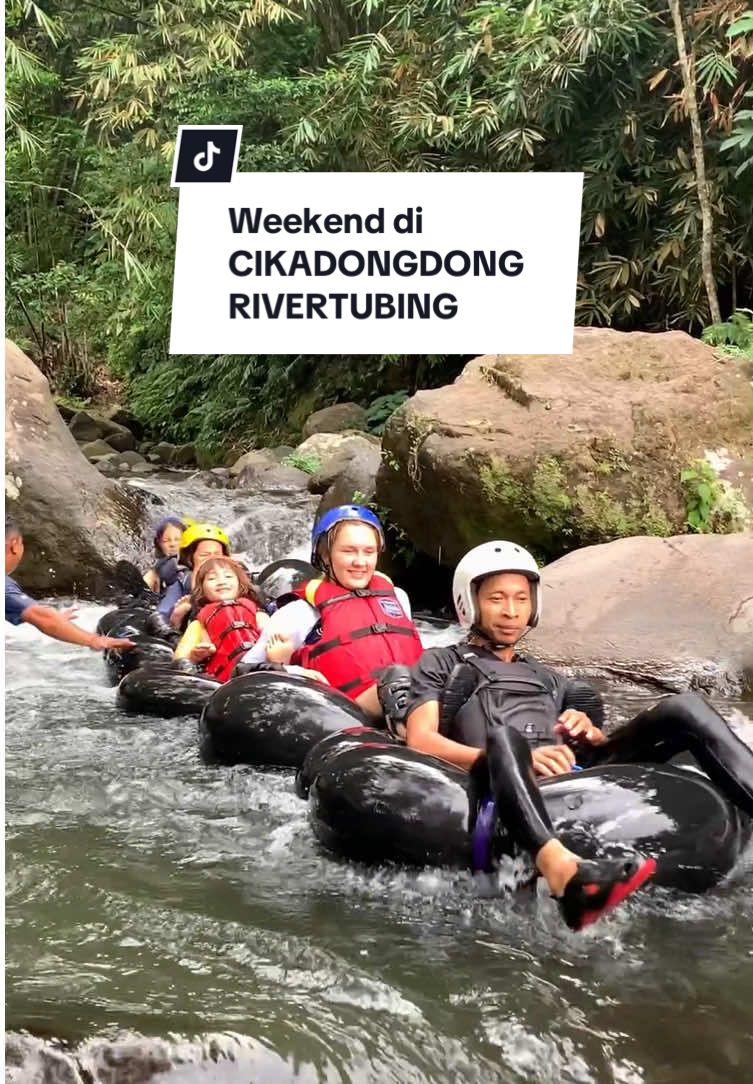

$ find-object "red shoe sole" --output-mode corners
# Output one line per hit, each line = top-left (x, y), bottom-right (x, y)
(576, 857), (658, 931)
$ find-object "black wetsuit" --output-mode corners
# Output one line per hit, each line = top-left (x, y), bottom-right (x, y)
(409, 642), (753, 857)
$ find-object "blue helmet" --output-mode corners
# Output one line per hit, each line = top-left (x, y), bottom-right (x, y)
(310, 505), (385, 567)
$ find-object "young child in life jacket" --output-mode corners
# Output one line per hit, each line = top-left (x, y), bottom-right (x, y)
(143, 517), (186, 598)
(173, 557), (269, 682)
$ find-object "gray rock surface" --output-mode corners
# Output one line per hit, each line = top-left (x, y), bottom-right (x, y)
(5, 340), (148, 596)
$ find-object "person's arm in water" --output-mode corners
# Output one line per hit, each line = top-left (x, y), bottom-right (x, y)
(19, 604), (133, 651)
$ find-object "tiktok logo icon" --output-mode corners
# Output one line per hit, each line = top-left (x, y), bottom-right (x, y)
(193, 141), (221, 172)
(171, 125), (242, 185)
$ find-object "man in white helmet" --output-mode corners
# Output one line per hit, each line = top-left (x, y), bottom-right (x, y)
(404, 540), (753, 930)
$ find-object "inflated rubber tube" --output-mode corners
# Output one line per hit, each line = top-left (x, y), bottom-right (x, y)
(304, 732), (752, 892)
(103, 631), (175, 685)
(199, 671), (369, 767)
(97, 605), (154, 636)
(117, 664), (220, 717)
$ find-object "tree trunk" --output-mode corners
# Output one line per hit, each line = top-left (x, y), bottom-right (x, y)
(668, 0), (722, 324)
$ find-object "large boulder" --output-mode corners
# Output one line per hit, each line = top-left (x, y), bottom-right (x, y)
(105, 403), (144, 440)
(170, 442), (196, 467)
(302, 401), (367, 438)
(308, 434), (383, 514)
(149, 441), (177, 464)
(5, 341), (149, 596)
(80, 438), (115, 460)
(236, 463), (311, 494)
(103, 424), (137, 453)
(231, 448), (288, 487)
(376, 329), (753, 565)
(527, 533), (753, 694)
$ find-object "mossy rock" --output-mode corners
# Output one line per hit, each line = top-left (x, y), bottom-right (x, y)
(376, 328), (753, 565)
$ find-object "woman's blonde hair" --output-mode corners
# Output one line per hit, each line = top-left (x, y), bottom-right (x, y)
(191, 557), (259, 609)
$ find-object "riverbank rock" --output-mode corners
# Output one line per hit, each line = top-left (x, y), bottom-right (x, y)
(302, 401), (367, 438)
(376, 329), (753, 564)
(5, 341), (149, 596)
(171, 442), (196, 467)
(230, 447), (283, 484)
(306, 433), (382, 513)
(148, 441), (178, 465)
(527, 533), (753, 694)
(81, 438), (115, 460)
(105, 404), (144, 441)
(68, 409), (136, 451)
(236, 463), (311, 494)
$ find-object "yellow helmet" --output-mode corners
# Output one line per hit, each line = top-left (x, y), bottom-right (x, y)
(179, 523), (231, 565)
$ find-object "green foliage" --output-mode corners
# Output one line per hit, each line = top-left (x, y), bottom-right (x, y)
(6, 0), (753, 464)
(702, 309), (753, 357)
(291, 0), (753, 330)
(363, 390), (409, 434)
(681, 461), (719, 532)
(282, 451), (322, 474)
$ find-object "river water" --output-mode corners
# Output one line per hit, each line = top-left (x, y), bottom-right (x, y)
(5, 476), (753, 1083)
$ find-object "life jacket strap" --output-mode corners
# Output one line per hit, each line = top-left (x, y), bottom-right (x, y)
(307, 623), (417, 661)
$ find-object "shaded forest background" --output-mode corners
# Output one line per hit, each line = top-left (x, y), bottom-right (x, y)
(6, 0), (753, 463)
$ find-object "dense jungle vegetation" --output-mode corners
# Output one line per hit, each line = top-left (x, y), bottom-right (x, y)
(6, 1), (753, 462)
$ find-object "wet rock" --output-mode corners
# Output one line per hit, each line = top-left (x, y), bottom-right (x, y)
(527, 533), (753, 693)
(376, 328), (753, 565)
(228, 446), (289, 480)
(170, 443), (196, 467)
(149, 442), (177, 465)
(105, 404), (144, 441)
(81, 438), (115, 460)
(238, 464), (311, 494)
(94, 452), (123, 476)
(104, 424), (137, 453)
(231, 448), (285, 486)
(5, 340), (149, 597)
(54, 400), (78, 423)
(193, 467), (231, 488)
(302, 401), (367, 438)
(310, 435), (382, 515)
(68, 409), (107, 442)
(118, 450), (148, 468)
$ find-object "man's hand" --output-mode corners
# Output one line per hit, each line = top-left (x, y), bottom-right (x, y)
(555, 709), (606, 746)
(531, 744), (576, 777)
(91, 634), (135, 652)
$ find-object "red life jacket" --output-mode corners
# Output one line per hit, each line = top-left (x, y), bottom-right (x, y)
(293, 573), (423, 699)
(195, 597), (261, 683)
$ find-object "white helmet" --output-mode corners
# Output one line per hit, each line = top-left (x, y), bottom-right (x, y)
(452, 541), (541, 629)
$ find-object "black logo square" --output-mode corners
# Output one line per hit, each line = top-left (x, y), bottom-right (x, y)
(172, 126), (241, 184)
